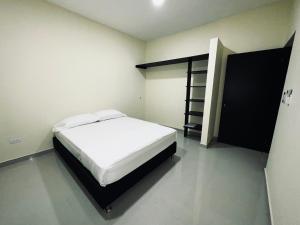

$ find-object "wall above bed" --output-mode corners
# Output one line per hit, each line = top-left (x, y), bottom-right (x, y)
(0, 0), (146, 163)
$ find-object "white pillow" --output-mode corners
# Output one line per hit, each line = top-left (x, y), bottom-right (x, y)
(53, 113), (98, 132)
(94, 109), (126, 121)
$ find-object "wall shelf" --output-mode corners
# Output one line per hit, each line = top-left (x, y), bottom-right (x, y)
(188, 85), (206, 88)
(184, 123), (202, 131)
(186, 98), (205, 102)
(186, 111), (204, 117)
(191, 70), (207, 74)
(136, 54), (209, 69)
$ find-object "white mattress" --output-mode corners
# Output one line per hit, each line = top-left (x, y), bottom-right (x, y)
(55, 117), (176, 186)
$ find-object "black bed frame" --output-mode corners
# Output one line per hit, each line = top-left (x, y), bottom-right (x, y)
(53, 137), (176, 211)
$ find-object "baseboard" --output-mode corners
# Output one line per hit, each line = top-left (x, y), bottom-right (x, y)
(264, 168), (275, 225)
(0, 148), (54, 168)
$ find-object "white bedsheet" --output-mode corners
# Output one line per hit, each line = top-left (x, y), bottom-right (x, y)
(55, 117), (176, 186)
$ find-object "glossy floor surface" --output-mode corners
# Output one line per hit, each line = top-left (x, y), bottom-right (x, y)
(0, 132), (270, 225)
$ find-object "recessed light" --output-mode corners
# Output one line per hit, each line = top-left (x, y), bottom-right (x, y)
(152, 0), (165, 7)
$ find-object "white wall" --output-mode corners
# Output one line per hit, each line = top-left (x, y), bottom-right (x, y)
(144, 60), (208, 130)
(144, 0), (292, 132)
(0, 0), (145, 163)
(145, 0), (291, 62)
(265, 0), (300, 224)
(201, 38), (223, 146)
(145, 63), (187, 129)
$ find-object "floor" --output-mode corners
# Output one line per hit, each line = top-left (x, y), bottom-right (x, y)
(0, 131), (271, 225)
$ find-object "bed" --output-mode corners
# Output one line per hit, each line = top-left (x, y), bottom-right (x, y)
(52, 111), (177, 211)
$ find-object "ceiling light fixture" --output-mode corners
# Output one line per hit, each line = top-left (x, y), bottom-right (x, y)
(152, 0), (165, 7)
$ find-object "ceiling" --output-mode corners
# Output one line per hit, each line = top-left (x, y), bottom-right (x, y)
(46, 0), (280, 40)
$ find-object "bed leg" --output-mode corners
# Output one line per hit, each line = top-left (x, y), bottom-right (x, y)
(104, 206), (112, 214)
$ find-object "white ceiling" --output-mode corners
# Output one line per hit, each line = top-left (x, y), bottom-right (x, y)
(46, 0), (280, 40)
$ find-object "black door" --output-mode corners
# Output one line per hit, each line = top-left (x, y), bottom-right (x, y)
(218, 48), (291, 152)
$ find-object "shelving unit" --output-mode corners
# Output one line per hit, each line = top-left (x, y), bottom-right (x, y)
(136, 53), (209, 138)
(184, 58), (208, 137)
(136, 37), (224, 147)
